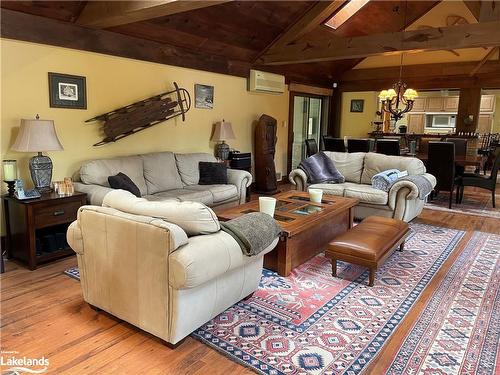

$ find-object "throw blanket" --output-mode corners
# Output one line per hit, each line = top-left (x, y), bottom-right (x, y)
(299, 152), (345, 184)
(390, 175), (433, 199)
(220, 212), (282, 256)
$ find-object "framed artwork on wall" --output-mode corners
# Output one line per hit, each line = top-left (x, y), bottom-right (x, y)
(350, 99), (364, 113)
(48, 72), (87, 109)
(194, 84), (214, 109)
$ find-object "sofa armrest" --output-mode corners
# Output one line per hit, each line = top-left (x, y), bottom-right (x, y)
(74, 182), (115, 206)
(169, 231), (278, 290)
(67, 220), (84, 255)
(227, 169), (252, 204)
(388, 173), (436, 210)
(289, 169), (308, 191)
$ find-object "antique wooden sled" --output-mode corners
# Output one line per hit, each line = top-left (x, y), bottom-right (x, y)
(86, 82), (190, 146)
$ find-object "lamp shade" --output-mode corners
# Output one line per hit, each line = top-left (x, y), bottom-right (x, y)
(12, 118), (64, 152)
(211, 120), (236, 142)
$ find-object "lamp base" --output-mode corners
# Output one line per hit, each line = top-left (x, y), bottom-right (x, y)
(4, 180), (15, 197)
(217, 141), (230, 160)
(29, 153), (53, 193)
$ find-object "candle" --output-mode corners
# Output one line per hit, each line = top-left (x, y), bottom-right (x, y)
(2, 160), (17, 181)
(309, 188), (323, 203)
(259, 197), (277, 217)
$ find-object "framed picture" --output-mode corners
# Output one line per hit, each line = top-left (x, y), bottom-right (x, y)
(194, 84), (214, 109)
(48, 72), (87, 109)
(350, 99), (364, 113)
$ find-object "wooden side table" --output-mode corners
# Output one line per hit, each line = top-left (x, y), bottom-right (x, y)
(3, 192), (86, 270)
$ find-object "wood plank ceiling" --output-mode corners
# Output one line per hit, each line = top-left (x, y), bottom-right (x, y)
(1, 1), (496, 87)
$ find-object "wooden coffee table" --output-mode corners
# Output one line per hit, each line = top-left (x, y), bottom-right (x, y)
(216, 191), (358, 277)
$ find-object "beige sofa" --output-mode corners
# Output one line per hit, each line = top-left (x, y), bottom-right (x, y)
(289, 152), (436, 222)
(73, 152), (251, 208)
(67, 198), (279, 346)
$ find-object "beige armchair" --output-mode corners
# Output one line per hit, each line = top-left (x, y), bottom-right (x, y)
(67, 205), (278, 346)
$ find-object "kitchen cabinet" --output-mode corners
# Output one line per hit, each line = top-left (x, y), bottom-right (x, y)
(410, 97), (426, 112)
(407, 113), (425, 134)
(443, 97), (459, 112)
(480, 95), (495, 112)
(426, 97), (444, 112)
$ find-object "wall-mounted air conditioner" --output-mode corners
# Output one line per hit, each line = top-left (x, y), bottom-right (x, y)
(248, 69), (285, 94)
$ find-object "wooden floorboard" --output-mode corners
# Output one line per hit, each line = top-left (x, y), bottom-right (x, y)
(1, 186), (498, 374)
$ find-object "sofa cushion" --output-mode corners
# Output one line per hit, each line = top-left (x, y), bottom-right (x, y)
(79, 155), (147, 196)
(199, 162), (228, 185)
(108, 172), (141, 197)
(141, 152), (183, 194)
(361, 153), (426, 185)
(324, 152), (365, 183)
(149, 189), (214, 206)
(184, 184), (238, 203)
(175, 153), (217, 186)
(308, 183), (346, 196)
(103, 189), (219, 236)
(343, 184), (388, 205)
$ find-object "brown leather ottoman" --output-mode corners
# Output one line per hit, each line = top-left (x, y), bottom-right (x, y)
(325, 216), (409, 286)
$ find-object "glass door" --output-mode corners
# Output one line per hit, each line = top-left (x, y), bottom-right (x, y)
(290, 95), (326, 170)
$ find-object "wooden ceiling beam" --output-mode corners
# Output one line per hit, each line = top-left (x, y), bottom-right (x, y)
(259, 21), (500, 65)
(470, 47), (499, 76)
(338, 60), (500, 91)
(76, 0), (230, 29)
(255, 0), (345, 62)
(478, 0), (500, 22)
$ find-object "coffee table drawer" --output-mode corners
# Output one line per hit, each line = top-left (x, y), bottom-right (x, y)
(34, 201), (81, 228)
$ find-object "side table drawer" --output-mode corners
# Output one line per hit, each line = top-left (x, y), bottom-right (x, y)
(34, 201), (81, 228)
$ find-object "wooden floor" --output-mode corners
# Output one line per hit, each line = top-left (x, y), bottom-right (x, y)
(1, 186), (499, 374)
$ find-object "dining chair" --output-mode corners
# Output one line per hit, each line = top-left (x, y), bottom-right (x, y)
(457, 148), (500, 208)
(445, 138), (467, 156)
(323, 136), (346, 152)
(426, 142), (459, 209)
(305, 138), (318, 157)
(347, 138), (372, 153)
(445, 138), (468, 176)
(376, 139), (401, 156)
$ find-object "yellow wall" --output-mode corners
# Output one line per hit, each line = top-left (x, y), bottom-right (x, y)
(1, 38), (289, 188)
(340, 92), (378, 138)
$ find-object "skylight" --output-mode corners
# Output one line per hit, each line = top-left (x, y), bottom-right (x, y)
(324, 0), (370, 30)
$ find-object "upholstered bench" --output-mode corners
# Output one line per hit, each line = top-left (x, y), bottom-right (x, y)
(325, 216), (409, 286)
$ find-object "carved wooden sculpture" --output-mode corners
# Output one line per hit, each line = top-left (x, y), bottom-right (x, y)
(254, 114), (279, 194)
(86, 82), (190, 146)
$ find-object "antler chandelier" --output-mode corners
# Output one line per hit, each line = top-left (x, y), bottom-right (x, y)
(378, 0), (418, 123)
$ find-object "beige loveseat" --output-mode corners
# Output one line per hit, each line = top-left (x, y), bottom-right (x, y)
(289, 152), (436, 222)
(67, 191), (279, 346)
(73, 152), (251, 208)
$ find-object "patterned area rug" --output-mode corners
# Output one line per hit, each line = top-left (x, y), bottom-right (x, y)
(191, 224), (465, 374)
(425, 190), (500, 219)
(385, 231), (500, 375)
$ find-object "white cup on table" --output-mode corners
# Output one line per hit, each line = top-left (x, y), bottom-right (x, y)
(308, 188), (323, 203)
(259, 197), (277, 217)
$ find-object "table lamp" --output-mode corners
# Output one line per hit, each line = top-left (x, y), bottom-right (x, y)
(2, 160), (18, 197)
(11, 115), (64, 192)
(211, 119), (235, 160)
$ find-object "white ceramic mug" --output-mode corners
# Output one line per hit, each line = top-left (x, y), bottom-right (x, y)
(259, 197), (277, 217)
(308, 188), (323, 203)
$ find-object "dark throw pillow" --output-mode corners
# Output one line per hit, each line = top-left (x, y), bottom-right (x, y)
(199, 161), (228, 185)
(108, 172), (141, 197)
(299, 152), (345, 184)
